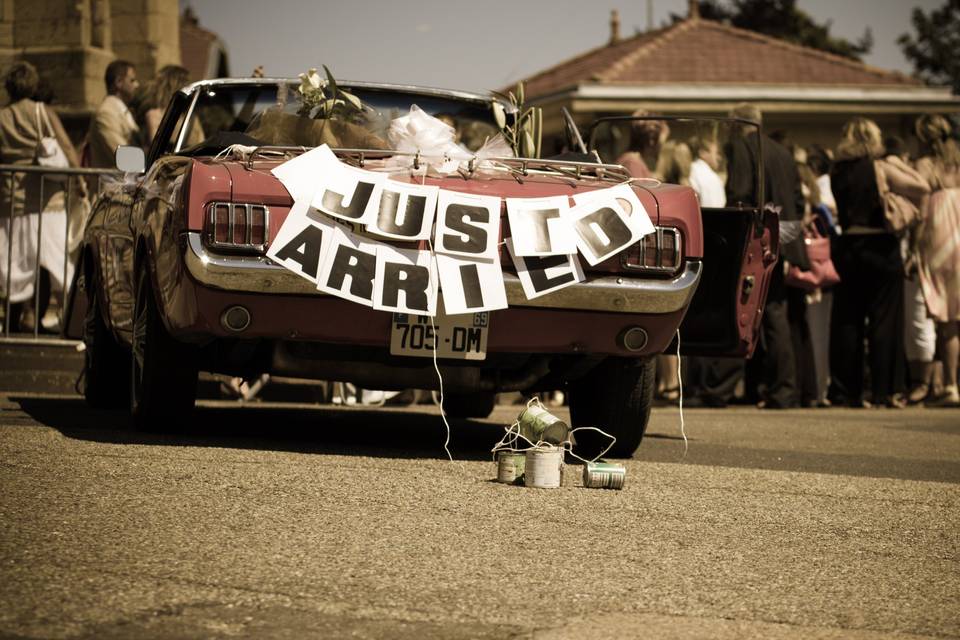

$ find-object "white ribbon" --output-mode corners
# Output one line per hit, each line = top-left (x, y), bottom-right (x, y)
(385, 105), (513, 176)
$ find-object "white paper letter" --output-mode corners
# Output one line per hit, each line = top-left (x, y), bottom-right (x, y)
(366, 179), (438, 240)
(565, 184), (655, 265)
(266, 200), (337, 283)
(434, 190), (501, 261)
(310, 147), (385, 225)
(506, 237), (584, 299)
(435, 253), (507, 314)
(505, 195), (577, 256)
(374, 245), (438, 315)
(316, 225), (380, 306)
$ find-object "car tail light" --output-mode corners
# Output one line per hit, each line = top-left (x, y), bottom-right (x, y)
(620, 226), (682, 273)
(205, 202), (270, 253)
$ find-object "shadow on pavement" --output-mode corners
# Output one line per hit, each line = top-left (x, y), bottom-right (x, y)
(11, 396), (505, 462)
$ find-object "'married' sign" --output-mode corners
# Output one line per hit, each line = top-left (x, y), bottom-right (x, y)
(266, 145), (654, 316)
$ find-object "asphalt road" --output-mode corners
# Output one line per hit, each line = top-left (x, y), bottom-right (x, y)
(1, 394), (958, 639)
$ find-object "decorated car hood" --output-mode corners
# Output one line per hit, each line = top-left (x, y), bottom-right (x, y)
(182, 147), (701, 319)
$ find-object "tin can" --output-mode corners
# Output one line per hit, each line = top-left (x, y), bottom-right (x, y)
(582, 462), (626, 490)
(496, 451), (526, 484)
(518, 404), (570, 445)
(524, 445), (564, 489)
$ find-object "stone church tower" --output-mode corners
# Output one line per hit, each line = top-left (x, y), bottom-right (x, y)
(0, 0), (181, 135)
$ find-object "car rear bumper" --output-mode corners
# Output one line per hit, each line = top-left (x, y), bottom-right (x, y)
(183, 232), (701, 315)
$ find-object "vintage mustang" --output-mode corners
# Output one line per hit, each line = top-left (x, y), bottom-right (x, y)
(66, 78), (778, 457)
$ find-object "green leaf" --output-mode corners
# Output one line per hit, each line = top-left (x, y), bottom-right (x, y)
(522, 130), (535, 157)
(516, 82), (525, 105)
(535, 108), (542, 158)
(322, 65), (338, 95)
(508, 91), (516, 106)
(340, 90), (363, 110)
(492, 102), (506, 129)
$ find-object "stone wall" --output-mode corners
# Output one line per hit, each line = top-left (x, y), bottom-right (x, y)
(111, 0), (180, 87)
(0, 0), (180, 140)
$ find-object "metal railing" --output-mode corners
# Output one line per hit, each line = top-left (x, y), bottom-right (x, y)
(1, 165), (120, 342)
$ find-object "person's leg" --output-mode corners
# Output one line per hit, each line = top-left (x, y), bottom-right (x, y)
(904, 275), (936, 402)
(788, 287), (817, 406)
(932, 321), (960, 405)
(697, 358), (744, 407)
(864, 237), (906, 405)
(657, 354), (680, 400)
(760, 297), (797, 408)
(806, 289), (832, 405)
(829, 239), (866, 405)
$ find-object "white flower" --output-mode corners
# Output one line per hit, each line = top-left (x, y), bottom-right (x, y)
(298, 68), (323, 96)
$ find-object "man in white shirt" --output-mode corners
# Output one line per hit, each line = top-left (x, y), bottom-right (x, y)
(87, 60), (140, 170)
(687, 136), (726, 208)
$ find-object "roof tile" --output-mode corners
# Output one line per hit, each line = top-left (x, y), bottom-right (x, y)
(521, 18), (921, 98)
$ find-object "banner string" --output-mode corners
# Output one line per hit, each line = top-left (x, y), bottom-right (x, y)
(427, 236), (454, 463)
(676, 328), (688, 457)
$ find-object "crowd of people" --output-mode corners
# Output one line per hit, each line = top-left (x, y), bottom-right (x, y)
(1, 59), (958, 411)
(620, 104), (960, 409)
(0, 59), (191, 332)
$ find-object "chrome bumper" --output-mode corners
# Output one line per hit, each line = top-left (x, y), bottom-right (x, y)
(184, 232), (701, 314)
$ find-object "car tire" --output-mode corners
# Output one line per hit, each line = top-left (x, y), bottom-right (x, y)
(82, 273), (131, 409)
(568, 356), (656, 459)
(441, 392), (496, 419)
(131, 266), (199, 432)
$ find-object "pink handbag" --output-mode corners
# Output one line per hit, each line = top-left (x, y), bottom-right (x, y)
(784, 225), (840, 291)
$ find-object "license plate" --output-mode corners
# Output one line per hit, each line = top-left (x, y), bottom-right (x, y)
(390, 309), (489, 360)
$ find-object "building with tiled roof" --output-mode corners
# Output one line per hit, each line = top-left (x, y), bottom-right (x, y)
(521, 3), (959, 151)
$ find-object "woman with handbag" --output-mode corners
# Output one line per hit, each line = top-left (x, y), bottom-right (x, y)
(828, 118), (930, 408)
(914, 115), (960, 408)
(791, 158), (839, 406)
(0, 61), (82, 332)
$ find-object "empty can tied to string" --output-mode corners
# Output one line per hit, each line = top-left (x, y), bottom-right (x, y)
(491, 397), (623, 490)
(582, 461), (626, 490)
(496, 451), (526, 484)
(524, 444), (564, 489)
(517, 401), (570, 445)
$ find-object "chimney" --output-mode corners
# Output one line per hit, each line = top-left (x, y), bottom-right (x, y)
(688, 0), (700, 20)
(609, 9), (621, 45)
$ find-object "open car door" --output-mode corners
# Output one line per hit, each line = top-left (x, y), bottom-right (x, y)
(588, 115), (779, 358)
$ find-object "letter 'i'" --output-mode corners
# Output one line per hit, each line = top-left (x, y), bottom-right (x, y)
(459, 263), (484, 308)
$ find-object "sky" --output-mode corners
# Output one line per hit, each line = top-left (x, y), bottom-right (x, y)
(179, 0), (942, 93)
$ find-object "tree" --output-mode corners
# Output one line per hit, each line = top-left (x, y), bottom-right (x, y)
(670, 0), (873, 61)
(898, 0), (960, 94)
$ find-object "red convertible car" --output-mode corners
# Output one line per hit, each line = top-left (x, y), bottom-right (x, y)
(66, 78), (777, 457)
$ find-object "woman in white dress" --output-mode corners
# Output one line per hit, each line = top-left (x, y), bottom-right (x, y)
(0, 61), (81, 332)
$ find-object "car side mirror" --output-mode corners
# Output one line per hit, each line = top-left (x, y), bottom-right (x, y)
(115, 145), (145, 174)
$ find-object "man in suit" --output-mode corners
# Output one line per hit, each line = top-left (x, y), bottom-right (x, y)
(87, 60), (140, 170)
(694, 103), (807, 409)
(728, 103), (807, 408)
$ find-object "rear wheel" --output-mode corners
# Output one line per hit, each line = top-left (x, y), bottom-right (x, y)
(441, 392), (496, 419)
(131, 266), (198, 431)
(82, 270), (130, 409)
(568, 356), (656, 459)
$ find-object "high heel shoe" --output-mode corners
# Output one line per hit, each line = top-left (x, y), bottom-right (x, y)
(927, 385), (960, 408)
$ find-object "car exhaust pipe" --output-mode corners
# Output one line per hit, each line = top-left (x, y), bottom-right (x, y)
(221, 306), (252, 333)
(618, 326), (648, 352)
